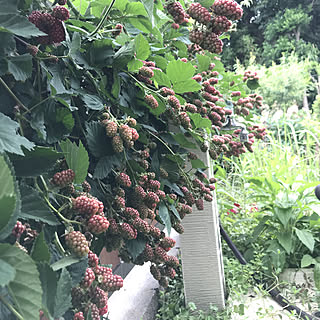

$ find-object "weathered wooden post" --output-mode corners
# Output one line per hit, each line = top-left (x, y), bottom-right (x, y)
(180, 147), (225, 310)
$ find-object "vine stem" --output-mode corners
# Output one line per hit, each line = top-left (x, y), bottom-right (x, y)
(22, 96), (51, 115)
(88, 0), (117, 37)
(44, 197), (82, 225)
(0, 77), (30, 113)
(0, 296), (24, 320)
(54, 232), (66, 254)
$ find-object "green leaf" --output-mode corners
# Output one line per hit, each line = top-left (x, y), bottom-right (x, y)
(315, 263), (320, 290)
(273, 207), (292, 228)
(85, 121), (110, 158)
(173, 133), (197, 149)
(295, 229), (315, 252)
(66, 258), (88, 286)
(93, 154), (122, 179)
(301, 254), (315, 268)
(125, 2), (148, 16)
(0, 243), (42, 320)
(191, 159), (208, 169)
(0, 113), (34, 155)
(10, 147), (61, 177)
(125, 237), (147, 260)
(166, 60), (196, 83)
(51, 256), (83, 271)
(188, 113), (212, 129)
(112, 70), (120, 98)
(7, 54), (33, 82)
(60, 139), (89, 184)
(31, 231), (50, 263)
(19, 185), (59, 226)
(169, 204), (181, 221)
(152, 69), (171, 87)
(127, 17), (153, 34)
(196, 54), (210, 73)
(128, 58), (144, 72)
(277, 232), (292, 254)
(134, 33), (150, 60)
(173, 79), (201, 93)
(159, 202), (171, 235)
(0, 196), (15, 236)
(81, 94), (104, 111)
(0, 259), (16, 287)
(54, 268), (72, 318)
(142, 0), (154, 27)
(113, 41), (135, 69)
(37, 263), (58, 316)
(150, 55), (168, 70)
(247, 79), (260, 90)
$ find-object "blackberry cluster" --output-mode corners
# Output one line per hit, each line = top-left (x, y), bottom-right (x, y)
(28, 5), (70, 45)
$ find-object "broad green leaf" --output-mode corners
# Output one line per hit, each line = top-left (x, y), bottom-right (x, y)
(166, 60), (196, 83)
(173, 133), (197, 149)
(0, 259), (16, 287)
(191, 159), (208, 169)
(60, 139), (89, 184)
(113, 41), (135, 69)
(51, 256), (83, 271)
(128, 58), (143, 72)
(134, 33), (150, 60)
(31, 231), (50, 263)
(169, 204), (181, 221)
(295, 229), (315, 252)
(150, 55), (168, 70)
(112, 70), (120, 98)
(274, 207), (292, 228)
(277, 232), (292, 254)
(159, 202), (171, 235)
(301, 254), (314, 268)
(152, 69), (171, 87)
(37, 263), (58, 316)
(173, 79), (202, 94)
(54, 268), (72, 318)
(188, 113), (212, 129)
(142, 0), (155, 27)
(66, 258), (88, 286)
(315, 263), (320, 290)
(125, 237), (147, 260)
(0, 244), (42, 320)
(127, 17), (153, 34)
(125, 2), (148, 16)
(7, 54), (32, 82)
(93, 154), (122, 179)
(10, 147), (61, 177)
(247, 79), (260, 90)
(81, 94), (104, 110)
(19, 185), (59, 226)
(0, 113), (34, 155)
(196, 54), (210, 73)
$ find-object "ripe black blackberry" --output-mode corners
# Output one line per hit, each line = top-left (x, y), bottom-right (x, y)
(52, 6), (70, 21)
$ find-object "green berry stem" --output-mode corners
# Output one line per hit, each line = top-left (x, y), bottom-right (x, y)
(124, 151), (138, 185)
(54, 231), (66, 254)
(0, 296), (24, 320)
(0, 77), (30, 113)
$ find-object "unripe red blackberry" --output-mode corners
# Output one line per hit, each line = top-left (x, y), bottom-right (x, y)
(87, 215), (109, 234)
(201, 32), (223, 54)
(81, 180), (91, 193)
(105, 121), (118, 137)
(132, 217), (150, 234)
(188, 3), (211, 24)
(99, 305), (108, 316)
(150, 264), (161, 281)
(145, 192), (160, 205)
(52, 6), (70, 21)
(211, 0), (243, 20)
(73, 311), (84, 320)
(210, 15), (232, 32)
(159, 237), (176, 251)
(27, 45), (39, 57)
(124, 207), (140, 219)
(164, 266), (176, 279)
(127, 117), (137, 127)
(80, 267), (95, 288)
(166, 255), (179, 268)
(91, 287), (108, 308)
(120, 223), (137, 239)
(179, 112), (191, 129)
(12, 221), (25, 238)
(159, 276), (169, 288)
(112, 135), (124, 153)
(171, 22), (180, 29)
(160, 87), (175, 97)
(189, 29), (204, 45)
(58, 0), (67, 4)
(204, 194), (213, 202)
(149, 225), (162, 239)
(167, 95), (181, 109)
(114, 195), (126, 209)
(139, 66), (154, 78)
(53, 169), (75, 187)
(112, 23), (123, 36)
(143, 243), (154, 261)
(154, 246), (168, 263)
(73, 195), (99, 216)
(88, 250), (99, 269)
(166, 1), (187, 24)
(85, 303), (100, 320)
(118, 124), (132, 143)
(196, 199), (204, 210)
(145, 94), (158, 109)
(134, 185), (146, 200)
(148, 179), (161, 191)
(156, 190), (166, 200)
(50, 20), (66, 43)
(116, 172), (131, 187)
(131, 128), (139, 141)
